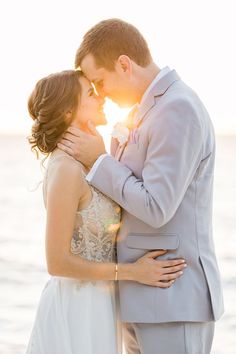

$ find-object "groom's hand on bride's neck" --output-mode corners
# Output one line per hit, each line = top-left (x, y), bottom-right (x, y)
(57, 121), (107, 168)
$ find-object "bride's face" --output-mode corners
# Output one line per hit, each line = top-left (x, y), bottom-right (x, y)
(73, 76), (106, 127)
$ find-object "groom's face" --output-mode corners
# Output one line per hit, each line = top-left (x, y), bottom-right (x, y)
(80, 54), (136, 108)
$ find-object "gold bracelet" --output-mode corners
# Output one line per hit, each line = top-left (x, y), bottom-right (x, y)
(115, 263), (118, 281)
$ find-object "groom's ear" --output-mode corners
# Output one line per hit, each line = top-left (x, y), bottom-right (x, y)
(117, 55), (132, 75)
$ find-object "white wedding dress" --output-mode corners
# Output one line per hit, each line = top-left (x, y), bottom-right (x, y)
(26, 155), (122, 354)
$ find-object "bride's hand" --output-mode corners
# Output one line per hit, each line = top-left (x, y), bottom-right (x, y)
(132, 250), (186, 287)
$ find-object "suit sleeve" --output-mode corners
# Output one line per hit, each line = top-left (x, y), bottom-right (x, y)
(89, 99), (203, 228)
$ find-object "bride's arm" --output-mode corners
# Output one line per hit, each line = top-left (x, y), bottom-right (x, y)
(45, 157), (186, 286)
(45, 157), (118, 281)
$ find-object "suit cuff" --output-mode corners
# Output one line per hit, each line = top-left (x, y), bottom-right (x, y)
(86, 154), (110, 182)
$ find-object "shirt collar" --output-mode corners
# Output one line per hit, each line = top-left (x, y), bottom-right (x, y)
(139, 66), (171, 107)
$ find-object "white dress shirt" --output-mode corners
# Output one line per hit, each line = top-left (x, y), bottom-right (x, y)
(86, 66), (171, 182)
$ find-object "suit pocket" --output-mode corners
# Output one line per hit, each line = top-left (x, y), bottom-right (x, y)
(126, 233), (180, 250)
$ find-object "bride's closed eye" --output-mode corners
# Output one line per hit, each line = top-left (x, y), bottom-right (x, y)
(89, 90), (96, 97)
(88, 88), (96, 97)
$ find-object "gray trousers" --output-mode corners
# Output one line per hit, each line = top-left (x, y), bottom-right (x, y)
(123, 322), (215, 354)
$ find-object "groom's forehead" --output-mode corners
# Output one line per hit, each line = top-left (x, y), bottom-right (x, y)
(81, 54), (99, 74)
(82, 72), (102, 86)
(81, 54), (105, 81)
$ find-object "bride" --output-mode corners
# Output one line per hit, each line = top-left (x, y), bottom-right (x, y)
(26, 70), (186, 354)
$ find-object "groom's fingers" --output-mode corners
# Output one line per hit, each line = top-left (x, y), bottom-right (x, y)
(57, 142), (74, 156)
(63, 132), (80, 143)
(67, 126), (89, 138)
(67, 126), (82, 136)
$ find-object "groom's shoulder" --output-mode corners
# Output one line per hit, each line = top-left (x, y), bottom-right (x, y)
(163, 77), (198, 102)
(147, 82), (206, 132)
(155, 78), (204, 115)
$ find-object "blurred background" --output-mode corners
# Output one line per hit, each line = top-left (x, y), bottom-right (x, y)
(0, 0), (235, 353)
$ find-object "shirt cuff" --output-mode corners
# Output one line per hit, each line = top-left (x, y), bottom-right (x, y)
(86, 154), (110, 182)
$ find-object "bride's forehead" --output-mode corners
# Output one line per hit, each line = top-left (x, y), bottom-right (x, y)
(79, 76), (93, 88)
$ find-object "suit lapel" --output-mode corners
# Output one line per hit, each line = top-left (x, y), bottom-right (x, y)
(113, 71), (180, 161)
(135, 70), (181, 126)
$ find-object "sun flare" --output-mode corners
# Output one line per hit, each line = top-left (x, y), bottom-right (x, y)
(98, 98), (130, 149)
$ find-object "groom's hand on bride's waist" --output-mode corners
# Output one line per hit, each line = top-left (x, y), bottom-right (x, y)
(57, 121), (107, 168)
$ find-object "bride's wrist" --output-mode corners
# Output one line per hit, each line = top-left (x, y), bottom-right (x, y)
(117, 263), (134, 281)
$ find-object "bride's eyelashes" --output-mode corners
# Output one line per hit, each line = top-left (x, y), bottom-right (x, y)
(89, 89), (96, 97)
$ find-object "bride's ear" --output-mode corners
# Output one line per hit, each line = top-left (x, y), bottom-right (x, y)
(117, 55), (132, 76)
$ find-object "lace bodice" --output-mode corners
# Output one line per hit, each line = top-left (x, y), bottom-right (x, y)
(43, 153), (121, 264)
(71, 185), (121, 262)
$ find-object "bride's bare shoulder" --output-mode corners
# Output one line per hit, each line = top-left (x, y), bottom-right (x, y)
(46, 149), (86, 183)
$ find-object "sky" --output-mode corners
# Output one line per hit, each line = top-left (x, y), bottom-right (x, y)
(0, 0), (235, 135)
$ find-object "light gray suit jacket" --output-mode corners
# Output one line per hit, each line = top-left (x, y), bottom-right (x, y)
(89, 70), (224, 323)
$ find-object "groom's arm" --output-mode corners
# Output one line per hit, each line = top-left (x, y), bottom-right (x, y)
(87, 99), (204, 229)
(84, 137), (119, 181)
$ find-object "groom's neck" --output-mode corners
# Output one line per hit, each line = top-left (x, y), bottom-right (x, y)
(136, 62), (160, 102)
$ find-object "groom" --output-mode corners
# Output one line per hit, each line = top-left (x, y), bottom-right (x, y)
(59, 19), (224, 354)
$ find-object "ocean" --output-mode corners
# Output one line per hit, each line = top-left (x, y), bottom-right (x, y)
(0, 134), (235, 353)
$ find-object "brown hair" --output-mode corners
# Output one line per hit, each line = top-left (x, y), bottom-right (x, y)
(28, 70), (82, 157)
(75, 18), (152, 71)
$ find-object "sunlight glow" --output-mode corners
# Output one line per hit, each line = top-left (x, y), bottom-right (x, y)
(98, 99), (130, 150)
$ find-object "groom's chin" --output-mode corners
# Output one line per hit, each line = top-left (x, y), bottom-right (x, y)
(96, 118), (107, 126)
(117, 101), (133, 109)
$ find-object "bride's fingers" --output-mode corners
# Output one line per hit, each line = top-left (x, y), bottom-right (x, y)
(145, 250), (167, 258)
(154, 280), (175, 288)
(159, 271), (184, 281)
(158, 259), (186, 267)
(162, 263), (187, 274)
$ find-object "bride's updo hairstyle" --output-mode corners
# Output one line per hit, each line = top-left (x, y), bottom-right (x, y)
(28, 70), (82, 157)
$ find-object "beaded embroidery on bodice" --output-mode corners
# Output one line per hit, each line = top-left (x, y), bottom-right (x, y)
(71, 185), (121, 262)
(44, 154), (121, 264)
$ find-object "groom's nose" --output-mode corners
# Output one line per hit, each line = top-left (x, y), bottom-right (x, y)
(97, 95), (105, 105)
(95, 86), (106, 99)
